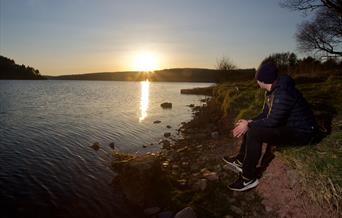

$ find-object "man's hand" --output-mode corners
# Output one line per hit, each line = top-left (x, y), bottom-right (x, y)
(232, 119), (250, 138)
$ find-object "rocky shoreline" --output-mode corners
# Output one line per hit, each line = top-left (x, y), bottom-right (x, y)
(110, 98), (273, 218)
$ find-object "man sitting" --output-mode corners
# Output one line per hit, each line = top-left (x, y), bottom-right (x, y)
(224, 61), (318, 192)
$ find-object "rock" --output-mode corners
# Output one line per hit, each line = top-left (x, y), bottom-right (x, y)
(161, 102), (172, 109)
(166, 125), (172, 129)
(211, 131), (219, 139)
(265, 206), (273, 212)
(162, 161), (169, 167)
(164, 132), (171, 138)
(181, 161), (189, 166)
(144, 207), (161, 216)
(172, 164), (179, 169)
(196, 145), (203, 149)
(176, 146), (188, 153)
(90, 142), (100, 151)
(192, 179), (207, 191)
(108, 142), (115, 149)
(154, 120), (161, 124)
(159, 139), (171, 148)
(158, 211), (174, 218)
(188, 104), (195, 108)
(230, 205), (243, 216)
(177, 179), (187, 186)
(175, 207), (197, 218)
(202, 171), (219, 181)
(142, 145), (147, 148)
(111, 155), (167, 207)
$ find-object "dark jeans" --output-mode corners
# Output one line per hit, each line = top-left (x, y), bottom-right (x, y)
(236, 127), (314, 179)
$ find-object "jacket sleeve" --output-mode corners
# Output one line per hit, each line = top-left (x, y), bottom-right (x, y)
(249, 90), (295, 128)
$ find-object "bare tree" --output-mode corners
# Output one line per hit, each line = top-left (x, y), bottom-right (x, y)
(296, 8), (342, 56)
(280, 0), (342, 15)
(281, 0), (342, 56)
(216, 57), (237, 71)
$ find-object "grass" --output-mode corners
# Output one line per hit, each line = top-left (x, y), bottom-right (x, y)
(213, 74), (342, 215)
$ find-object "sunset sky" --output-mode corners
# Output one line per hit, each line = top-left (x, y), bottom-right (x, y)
(0, 0), (305, 75)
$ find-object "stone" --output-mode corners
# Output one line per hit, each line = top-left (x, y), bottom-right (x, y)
(203, 171), (219, 181)
(176, 146), (188, 153)
(158, 211), (174, 218)
(159, 139), (171, 148)
(188, 104), (195, 107)
(144, 207), (161, 216)
(230, 205), (243, 216)
(166, 125), (172, 129)
(175, 207), (197, 218)
(161, 102), (172, 109)
(177, 179), (187, 186)
(172, 164), (179, 169)
(154, 120), (161, 124)
(164, 132), (171, 138)
(162, 161), (169, 167)
(211, 131), (219, 139)
(111, 155), (166, 207)
(90, 142), (100, 151)
(109, 142), (115, 149)
(192, 179), (207, 191)
(181, 161), (189, 166)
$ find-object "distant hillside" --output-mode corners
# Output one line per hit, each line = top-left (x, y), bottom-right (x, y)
(0, 55), (44, 80)
(52, 68), (256, 83)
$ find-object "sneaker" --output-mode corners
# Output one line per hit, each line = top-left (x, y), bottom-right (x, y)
(222, 156), (243, 173)
(228, 175), (259, 192)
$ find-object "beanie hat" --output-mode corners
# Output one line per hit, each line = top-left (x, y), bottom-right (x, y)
(255, 62), (278, 84)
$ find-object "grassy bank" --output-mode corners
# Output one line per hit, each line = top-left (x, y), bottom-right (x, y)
(212, 73), (342, 215)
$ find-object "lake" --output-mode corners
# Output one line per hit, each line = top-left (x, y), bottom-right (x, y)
(0, 80), (212, 218)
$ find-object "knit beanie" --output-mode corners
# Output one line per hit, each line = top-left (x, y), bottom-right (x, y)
(255, 62), (278, 84)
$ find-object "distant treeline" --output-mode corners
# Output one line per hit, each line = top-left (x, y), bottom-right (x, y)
(0, 55), (44, 80)
(52, 68), (256, 83)
(263, 52), (342, 76)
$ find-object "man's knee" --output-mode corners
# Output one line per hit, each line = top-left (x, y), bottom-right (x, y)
(246, 127), (262, 141)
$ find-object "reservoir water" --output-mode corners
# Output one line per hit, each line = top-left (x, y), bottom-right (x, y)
(0, 80), (212, 218)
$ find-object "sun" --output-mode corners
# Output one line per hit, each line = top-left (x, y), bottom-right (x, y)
(133, 51), (159, 72)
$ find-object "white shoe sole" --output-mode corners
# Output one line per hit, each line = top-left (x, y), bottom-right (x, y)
(222, 158), (243, 173)
(228, 179), (259, 192)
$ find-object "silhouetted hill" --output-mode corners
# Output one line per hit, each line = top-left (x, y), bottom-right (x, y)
(0, 55), (44, 80)
(51, 68), (256, 83)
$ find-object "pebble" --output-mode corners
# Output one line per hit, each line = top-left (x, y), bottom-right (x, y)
(192, 179), (207, 191)
(175, 207), (197, 218)
(154, 120), (161, 124)
(203, 171), (219, 181)
(176, 146), (188, 153)
(158, 211), (174, 218)
(166, 125), (172, 129)
(90, 142), (100, 151)
(211, 131), (219, 139)
(177, 179), (187, 186)
(144, 207), (161, 216)
(164, 132), (171, 138)
(109, 142), (115, 149)
(230, 205), (243, 215)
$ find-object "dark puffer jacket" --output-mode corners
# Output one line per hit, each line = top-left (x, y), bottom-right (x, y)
(249, 75), (317, 132)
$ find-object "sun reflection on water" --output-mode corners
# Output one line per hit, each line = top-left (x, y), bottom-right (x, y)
(139, 80), (150, 122)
